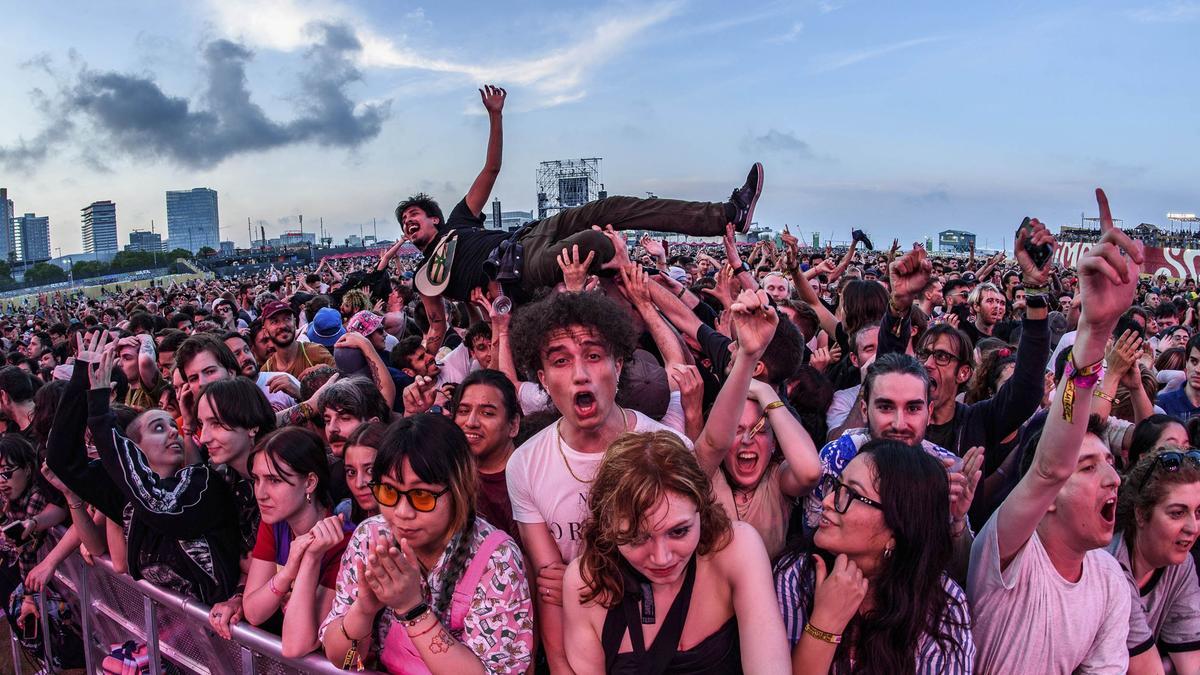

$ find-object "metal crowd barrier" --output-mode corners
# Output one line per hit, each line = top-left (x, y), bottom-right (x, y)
(8, 542), (357, 674)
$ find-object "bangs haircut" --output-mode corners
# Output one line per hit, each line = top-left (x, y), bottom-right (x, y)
(509, 291), (637, 379)
(248, 426), (333, 508)
(917, 323), (973, 364)
(0, 434), (36, 470)
(198, 377), (276, 435)
(450, 369), (520, 422)
(345, 420), (388, 451)
(578, 431), (731, 607)
(317, 376), (391, 423)
(175, 333), (241, 379)
(373, 414), (477, 536)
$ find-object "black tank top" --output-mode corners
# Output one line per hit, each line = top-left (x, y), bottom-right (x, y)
(601, 556), (742, 674)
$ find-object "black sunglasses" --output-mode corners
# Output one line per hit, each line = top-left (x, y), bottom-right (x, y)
(918, 348), (959, 367)
(820, 474), (883, 514)
(1140, 450), (1200, 490)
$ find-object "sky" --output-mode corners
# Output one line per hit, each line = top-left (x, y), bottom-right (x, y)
(1, 0), (1198, 255)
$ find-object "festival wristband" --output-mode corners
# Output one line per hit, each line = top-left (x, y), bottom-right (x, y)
(804, 622), (842, 644)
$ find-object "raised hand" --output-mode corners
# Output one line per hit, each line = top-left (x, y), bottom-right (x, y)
(723, 223), (744, 270)
(809, 554), (868, 634)
(888, 244), (932, 301)
(479, 84), (506, 115)
(640, 236), (666, 260)
(700, 264), (738, 309)
(1015, 218), (1056, 286)
(730, 289), (779, 358)
(1078, 189), (1143, 333)
(780, 225), (799, 253)
(594, 224), (631, 271)
(617, 263), (652, 308)
(667, 364), (703, 401)
(945, 446), (984, 527)
(557, 244), (596, 292)
(402, 375), (438, 416)
(809, 344), (841, 374)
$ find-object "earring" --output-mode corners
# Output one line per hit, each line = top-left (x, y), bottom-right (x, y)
(884, 544), (894, 559)
(305, 492), (312, 504)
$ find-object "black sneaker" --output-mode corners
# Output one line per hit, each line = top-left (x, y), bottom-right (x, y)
(852, 229), (874, 250)
(730, 163), (764, 233)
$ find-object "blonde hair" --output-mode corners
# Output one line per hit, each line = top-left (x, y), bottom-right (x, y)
(578, 431), (731, 607)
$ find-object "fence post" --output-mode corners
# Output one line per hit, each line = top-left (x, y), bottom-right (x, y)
(36, 590), (52, 671)
(143, 596), (161, 675)
(77, 563), (94, 675)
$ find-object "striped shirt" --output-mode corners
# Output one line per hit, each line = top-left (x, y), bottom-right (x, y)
(775, 554), (975, 674)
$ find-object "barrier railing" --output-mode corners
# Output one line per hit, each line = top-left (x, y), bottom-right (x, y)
(8, 540), (355, 674)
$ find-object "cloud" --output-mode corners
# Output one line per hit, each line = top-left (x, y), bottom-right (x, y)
(0, 22), (390, 172)
(812, 36), (946, 72)
(741, 129), (816, 160)
(1128, 1), (1200, 22)
(203, 0), (681, 108)
(769, 22), (805, 43)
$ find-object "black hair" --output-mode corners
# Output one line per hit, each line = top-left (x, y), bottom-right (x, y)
(1155, 303), (1180, 320)
(760, 313), (805, 385)
(1184, 333), (1200, 364)
(0, 434), (37, 470)
(862, 353), (931, 403)
(175, 333), (241, 380)
(780, 440), (969, 675)
(451, 369), (520, 422)
(0, 365), (39, 404)
(1130, 414), (1187, 468)
(374, 414), (477, 615)
(464, 322), (493, 351)
(394, 193), (444, 228)
(198, 377), (277, 436)
(787, 365), (834, 443)
(509, 291), (638, 379)
(248, 427), (333, 508)
(392, 336), (426, 372)
(156, 329), (190, 355)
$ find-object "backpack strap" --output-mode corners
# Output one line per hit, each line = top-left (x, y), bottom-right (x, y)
(448, 530), (508, 632)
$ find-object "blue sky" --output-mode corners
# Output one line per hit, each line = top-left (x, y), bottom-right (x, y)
(1, 0), (1197, 254)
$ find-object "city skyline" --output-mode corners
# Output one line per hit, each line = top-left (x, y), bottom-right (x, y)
(1, 1), (1198, 256)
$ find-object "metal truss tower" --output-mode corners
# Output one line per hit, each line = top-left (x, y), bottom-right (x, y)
(536, 158), (603, 219)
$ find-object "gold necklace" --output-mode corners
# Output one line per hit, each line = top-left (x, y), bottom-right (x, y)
(555, 408), (630, 483)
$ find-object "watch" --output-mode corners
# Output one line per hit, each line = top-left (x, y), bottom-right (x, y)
(399, 602), (430, 626)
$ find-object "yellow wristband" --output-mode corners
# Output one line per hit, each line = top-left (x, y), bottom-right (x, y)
(764, 400), (786, 412)
(804, 622), (842, 644)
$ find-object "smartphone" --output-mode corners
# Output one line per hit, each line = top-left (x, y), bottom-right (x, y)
(642, 266), (661, 276)
(1019, 217), (1053, 270)
(2, 520), (27, 545)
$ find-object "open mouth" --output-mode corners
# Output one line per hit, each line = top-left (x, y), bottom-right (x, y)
(735, 451), (759, 474)
(463, 432), (484, 444)
(405, 222), (420, 237)
(573, 392), (598, 419)
(1100, 497), (1116, 524)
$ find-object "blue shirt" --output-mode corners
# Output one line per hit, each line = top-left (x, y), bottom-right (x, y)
(1156, 387), (1200, 421)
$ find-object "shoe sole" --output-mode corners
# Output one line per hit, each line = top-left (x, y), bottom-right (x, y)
(738, 162), (763, 234)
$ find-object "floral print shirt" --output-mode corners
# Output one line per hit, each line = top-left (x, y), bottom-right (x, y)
(319, 515), (534, 674)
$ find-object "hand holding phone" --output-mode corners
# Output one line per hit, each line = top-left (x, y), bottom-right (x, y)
(1018, 217), (1054, 272)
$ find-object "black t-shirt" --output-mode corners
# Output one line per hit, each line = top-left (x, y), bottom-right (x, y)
(421, 199), (508, 302)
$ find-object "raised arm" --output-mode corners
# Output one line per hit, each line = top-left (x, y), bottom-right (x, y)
(746, 379), (820, 497)
(333, 332), (397, 408)
(619, 265), (686, 367)
(463, 85), (506, 215)
(995, 191), (1141, 566)
(420, 292), (449, 354)
(791, 258), (839, 338)
(695, 290), (777, 477)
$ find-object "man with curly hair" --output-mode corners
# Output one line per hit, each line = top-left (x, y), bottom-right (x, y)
(503, 291), (690, 674)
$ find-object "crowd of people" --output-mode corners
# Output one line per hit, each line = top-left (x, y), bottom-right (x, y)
(0, 86), (1197, 675)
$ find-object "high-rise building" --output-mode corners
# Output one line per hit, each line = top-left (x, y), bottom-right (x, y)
(126, 230), (164, 253)
(10, 213), (50, 263)
(166, 188), (219, 253)
(82, 200), (118, 254)
(0, 188), (12, 263)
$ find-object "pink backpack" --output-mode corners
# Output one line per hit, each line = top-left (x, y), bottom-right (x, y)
(379, 530), (508, 674)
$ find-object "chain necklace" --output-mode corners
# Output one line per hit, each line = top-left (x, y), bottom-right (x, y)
(555, 408), (631, 483)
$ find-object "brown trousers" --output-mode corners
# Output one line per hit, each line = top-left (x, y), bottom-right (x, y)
(517, 196), (727, 291)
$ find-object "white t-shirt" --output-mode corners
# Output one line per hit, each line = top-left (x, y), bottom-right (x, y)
(506, 411), (690, 562)
(967, 513), (1130, 674)
(517, 382), (553, 416)
(825, 385), (860, 431)
(255, 371), (299, 411)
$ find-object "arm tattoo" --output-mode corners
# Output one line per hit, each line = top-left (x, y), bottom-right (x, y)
(429, 628), (454, 654)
